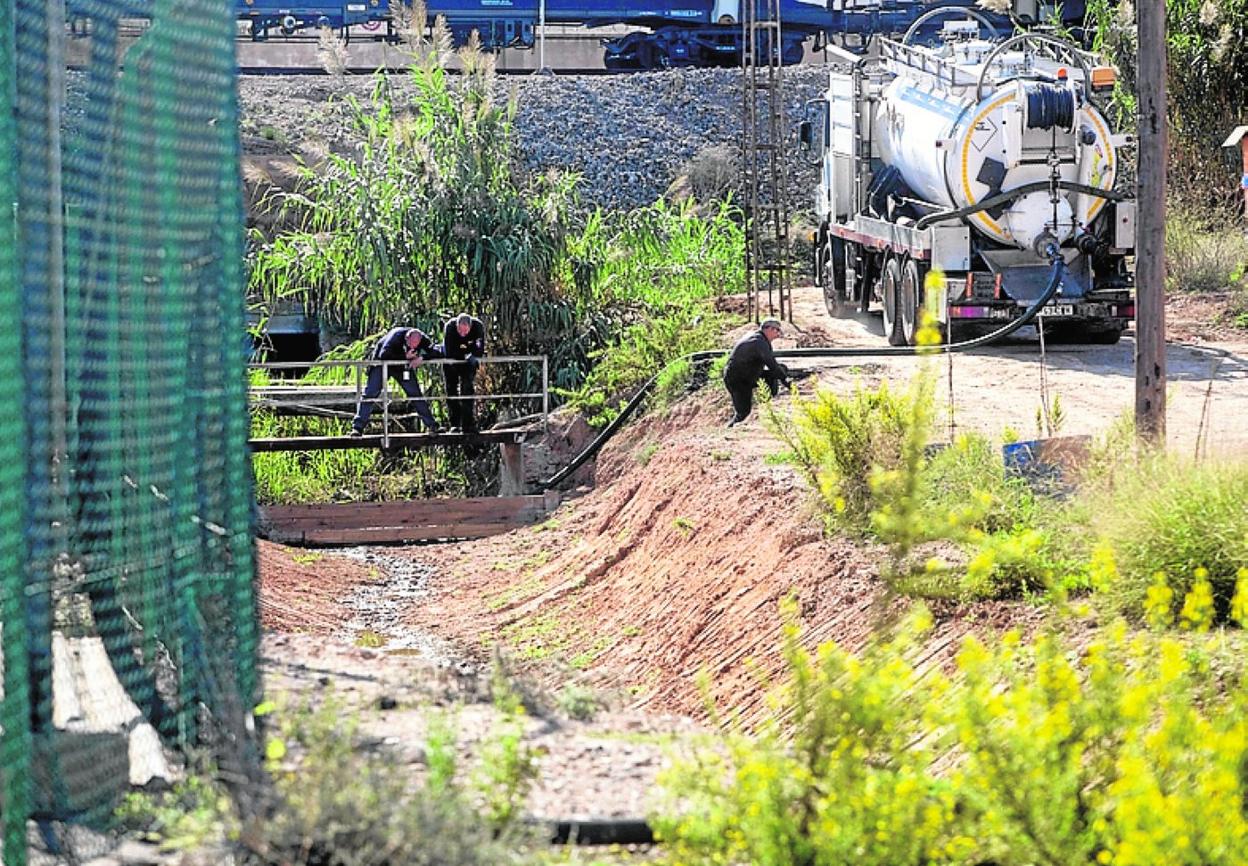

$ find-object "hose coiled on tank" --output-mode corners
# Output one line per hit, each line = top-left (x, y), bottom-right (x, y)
(1025, 83), (1076, 131)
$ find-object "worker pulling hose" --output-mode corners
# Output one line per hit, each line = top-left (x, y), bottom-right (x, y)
(539, 254), (1066, 490)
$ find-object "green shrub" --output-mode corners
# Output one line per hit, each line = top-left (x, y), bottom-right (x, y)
(1092, 456), (1248, 621)
(654, 605), (960, 866)
(566, 301), (731, 427)
(922, 433), (1041, 536)
(777, 379), (924, 532)
(778, 379), (1085, 599)
(656, 602), (1248, 866)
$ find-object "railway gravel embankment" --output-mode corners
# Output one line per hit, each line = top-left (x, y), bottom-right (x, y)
(238, 66), (828, 212)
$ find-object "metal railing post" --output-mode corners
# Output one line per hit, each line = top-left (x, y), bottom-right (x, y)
(541, 355), (549, 431)
(381, 360), (390, 449)
(354, 361), (362, 425)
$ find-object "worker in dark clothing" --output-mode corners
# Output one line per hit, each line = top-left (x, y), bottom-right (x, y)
(440, 313), (486, 433)
(350, 327), (440, 436)
(723, 318), (789, 427)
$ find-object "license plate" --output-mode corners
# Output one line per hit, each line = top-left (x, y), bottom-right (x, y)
(1038, 304), (1075, 317)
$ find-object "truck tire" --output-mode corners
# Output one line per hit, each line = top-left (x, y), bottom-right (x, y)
(899, 257), (926, 345)
(821, 236), (847, 315)
(881, 257), (905, 346)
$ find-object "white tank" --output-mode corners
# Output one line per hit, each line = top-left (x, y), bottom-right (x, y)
(875, 41), (1117, 253)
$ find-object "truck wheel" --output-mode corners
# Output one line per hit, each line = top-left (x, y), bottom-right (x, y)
(881, 257), (905, 346)
(899, 257), (926, 345)
(831, 236), (848, 303)
(821, 237), (847, 315)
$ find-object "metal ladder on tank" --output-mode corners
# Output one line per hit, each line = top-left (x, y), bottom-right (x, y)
(741, 0), (791, 323)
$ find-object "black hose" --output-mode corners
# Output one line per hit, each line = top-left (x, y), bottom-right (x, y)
(914, 181), (1127, 231)
(539, 255), (1067, 489)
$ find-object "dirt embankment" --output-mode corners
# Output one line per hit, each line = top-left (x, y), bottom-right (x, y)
(257, 283), (1248, 726)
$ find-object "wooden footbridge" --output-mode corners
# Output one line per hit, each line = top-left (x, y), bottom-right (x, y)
(250, 356), (561, 543)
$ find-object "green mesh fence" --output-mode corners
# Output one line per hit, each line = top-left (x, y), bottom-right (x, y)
(1, 1), (259, 863)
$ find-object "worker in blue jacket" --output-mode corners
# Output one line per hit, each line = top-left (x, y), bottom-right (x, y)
(440, 313), (486, 433)
(722, 319), (789, 427)
(350, 327), (440, 436)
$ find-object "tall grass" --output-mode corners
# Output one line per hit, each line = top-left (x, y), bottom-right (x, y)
(246, 35), (747, 495)
(1166, 209), (1248, 294)
(560, 199), (744, 424)
(1085, 0), (1248, 210)
(1091, 457), (1248, 619)
(247, 38), (606, 394)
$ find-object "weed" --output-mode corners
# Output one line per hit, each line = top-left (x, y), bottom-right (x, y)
(776, 378), (928, 534)
(255, 694), (533, 864)
(115, 772), (236, 851)
(485, 576), (545, 612)
(354, 629), (385, 649)
(655, 601), (1248, 866)
(708, 448), (731, 461)
(1034, 390), (1066, 438)
(556, 683), (602, 721)
(291, 552), (323, 566)
(671, 516), (695, 536)
(620, 625), (642, 638)
(636, 442), (660, 466)
(762, 450), (794, 465)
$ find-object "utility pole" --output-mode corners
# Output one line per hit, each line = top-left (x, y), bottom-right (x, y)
(1135, 0), (1166, 444)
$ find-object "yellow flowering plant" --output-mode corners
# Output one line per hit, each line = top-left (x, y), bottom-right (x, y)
(656, 593), (1248, 865)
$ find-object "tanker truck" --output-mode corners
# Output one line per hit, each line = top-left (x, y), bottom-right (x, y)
(802, 15), (1136, 345)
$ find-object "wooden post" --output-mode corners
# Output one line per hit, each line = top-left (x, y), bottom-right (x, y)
(499, 441), (525, 496)
(1135, 0), (1167, 445)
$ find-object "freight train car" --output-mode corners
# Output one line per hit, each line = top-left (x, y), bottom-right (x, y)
(235, 0), (1082, 68)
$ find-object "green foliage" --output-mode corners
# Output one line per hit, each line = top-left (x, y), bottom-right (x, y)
(1091, 456), (1248, 621)
(249, 42), (606, 400)
(1165, 209), (1248, 293)
(560, 200), (743, 426)
(777, 376), (1087, 600)
(1086, 0), (1248, 208)
(255, 694), (534, 865)
(655, 605), (959, 866)
(656, 604), (1248, 866)
(636, 442), (660, 466)
(115, 773), (237, 851)
(776, 379), (923, 532)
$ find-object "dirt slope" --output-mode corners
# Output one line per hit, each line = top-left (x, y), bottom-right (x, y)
(394, 392), (1041, 726)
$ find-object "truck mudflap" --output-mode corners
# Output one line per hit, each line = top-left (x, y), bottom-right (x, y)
(948, 299), (1135, 323)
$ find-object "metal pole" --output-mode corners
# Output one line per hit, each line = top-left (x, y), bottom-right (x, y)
(539, 0), (546, 71)
(43, 0), (67, 510)
(381, 360), (390, 449)
(541, 355), (549, 431)
(1135, 0), (1166, 445)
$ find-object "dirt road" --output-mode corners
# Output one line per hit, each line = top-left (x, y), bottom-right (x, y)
(775, 284), (1248, 455)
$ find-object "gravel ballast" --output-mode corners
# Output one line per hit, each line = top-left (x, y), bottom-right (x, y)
(238, 65), (831, 213)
